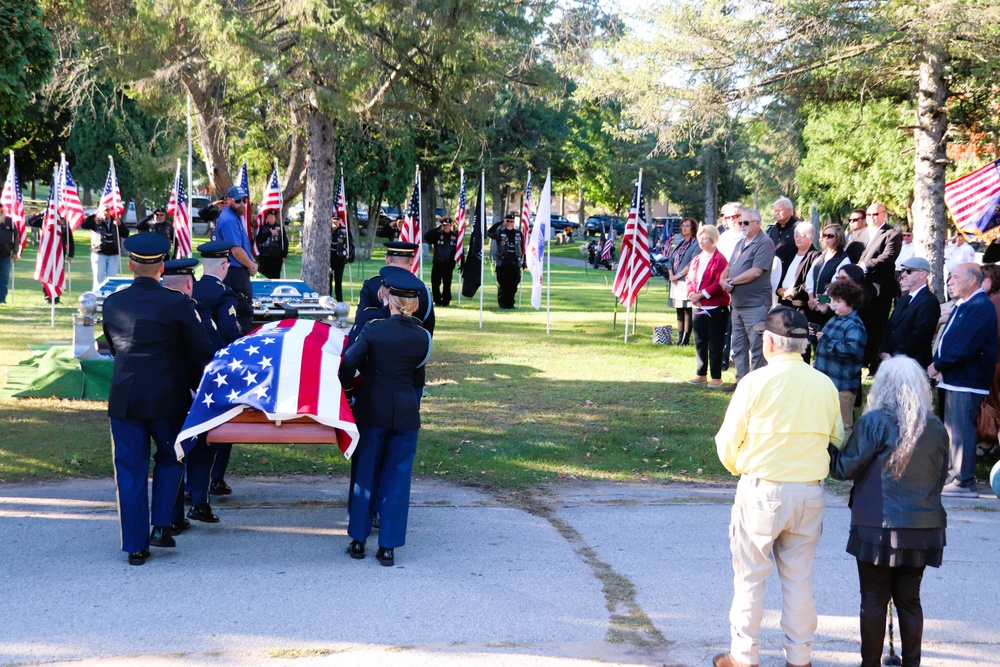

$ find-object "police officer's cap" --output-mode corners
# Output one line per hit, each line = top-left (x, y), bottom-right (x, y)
(162, 258), (200, 276)
(226, 185), (249, 200)
(123, 233), (170, 264)
(379, 266), (422, 298)
(153, 207), (167, 215)
(383, 241), (419, 258)
(198, 240), (232, 259)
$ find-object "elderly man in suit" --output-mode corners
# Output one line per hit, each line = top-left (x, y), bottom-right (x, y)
(880, 256), (941, 369)
(929, 263), (998, 497)
(854, 202), (903, 373)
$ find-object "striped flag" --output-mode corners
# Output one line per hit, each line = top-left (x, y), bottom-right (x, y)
(453, 170), (467, 265)
(34, 166), (66, 300)
(945, 159), (1000, 236)
(520, 173), (532, 258)
(399, 171), (422, 274)
(99, 157), (125, 218)
(612, 175), (651, 308)
(58, 159), (85, 231)
(600, 225), (615, 262)
(175, 319), (359, 461)
(236, 161), (257, 256)
(168, 161), (192, 258)
(526, 171), (551, 310)
(334, 172), (348, 227)
(1, 151), (26, 255)
(254, 167), (283, 230)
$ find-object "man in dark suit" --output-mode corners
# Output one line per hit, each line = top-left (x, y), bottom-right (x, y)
(856, 202), (902, 372)
(102, 234), (215, 565)
(880, 256), (940, 369)
(929, 263), (998, 497)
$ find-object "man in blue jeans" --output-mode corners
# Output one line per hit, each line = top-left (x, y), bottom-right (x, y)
(719, 208), (775, 390)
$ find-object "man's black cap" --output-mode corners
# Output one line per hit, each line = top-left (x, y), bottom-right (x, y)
(123, 233), (170, 264)
(197, 240), (232, 259)
(379, 265), (422, 298)
(384, 241), (419, 258)
(753, 305), (810, 339)
(162, 258), (199, 276)
(153, 207), (167, 215)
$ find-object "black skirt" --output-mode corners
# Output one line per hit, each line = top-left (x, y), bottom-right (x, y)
(847, 525), (946, 568)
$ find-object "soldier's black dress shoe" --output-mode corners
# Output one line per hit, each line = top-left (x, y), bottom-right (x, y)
(149, 526), (176, 548)
(170, 518), (191, 534)
(187, 503), (220, 523)
(348, 540), (366, 559)
(210, 479), (232, 495)
(128, 549), (150, 566)
(376, 546), (394, 567)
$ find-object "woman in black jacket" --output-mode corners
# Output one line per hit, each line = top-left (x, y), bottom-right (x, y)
(829, 356), (948, 667)
(339, 266), (432, 566)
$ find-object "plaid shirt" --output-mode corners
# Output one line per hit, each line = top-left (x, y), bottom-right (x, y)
(814, 309), (867, 392)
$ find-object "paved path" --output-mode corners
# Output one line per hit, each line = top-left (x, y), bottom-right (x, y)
(1, 477), (997, 666)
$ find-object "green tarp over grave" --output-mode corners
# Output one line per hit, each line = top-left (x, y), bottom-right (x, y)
(1, 346), (112, 401)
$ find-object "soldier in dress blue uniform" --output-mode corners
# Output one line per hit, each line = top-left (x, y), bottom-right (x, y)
(192, 240), (244, 497)
(355, 241), (435, 335)
(162, 257), (224, 527)
(102, 234), (215, 565)
(340, 268), (432, 566)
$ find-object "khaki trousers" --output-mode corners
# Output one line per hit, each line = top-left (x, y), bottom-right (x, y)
(838, 390), (857, 441)
(729, 475), (825, 665)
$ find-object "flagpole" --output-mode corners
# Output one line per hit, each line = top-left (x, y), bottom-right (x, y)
(457, 167), (464, 308)
(417, 165), (424, 281)
(479, 170), (485, 329)
(546, 175), (552, 335)
(186, 95), (193, 223)
(276, 157), (286, 280)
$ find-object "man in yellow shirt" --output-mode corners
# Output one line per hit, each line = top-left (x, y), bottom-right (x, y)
(713, 306), (844, 667)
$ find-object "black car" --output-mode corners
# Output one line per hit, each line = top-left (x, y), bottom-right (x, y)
(584, 215), (626, 236)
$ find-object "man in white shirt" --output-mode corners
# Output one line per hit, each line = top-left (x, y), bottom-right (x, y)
(894, 230), (915, 275)
(944, 234), (975, 280)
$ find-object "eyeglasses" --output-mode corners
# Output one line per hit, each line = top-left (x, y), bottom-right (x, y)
(822, 233), (836, 238)
(723, 214), (740, 219)
(737, 220), (754, 227)
(848, 218), (863, 223)
(236, 198), (249, 204)
(866, 213), (879, 218)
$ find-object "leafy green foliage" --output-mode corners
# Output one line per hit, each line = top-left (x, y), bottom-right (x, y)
(0, 0), (54, 121)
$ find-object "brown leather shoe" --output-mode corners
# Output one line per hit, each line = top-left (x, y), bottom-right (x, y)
(712, 652), (757, 667)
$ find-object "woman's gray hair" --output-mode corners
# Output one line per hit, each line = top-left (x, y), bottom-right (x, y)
(864, 356), (933, 478)
(794, 221), (815, 239)
(764, 330), (809, 355)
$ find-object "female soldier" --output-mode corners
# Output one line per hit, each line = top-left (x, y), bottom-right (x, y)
(340, 266), (432, 566)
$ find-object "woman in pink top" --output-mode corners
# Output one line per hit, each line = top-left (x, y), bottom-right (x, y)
(687, 225), (731, 387)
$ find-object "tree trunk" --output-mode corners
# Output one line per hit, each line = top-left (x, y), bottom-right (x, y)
(361, 194), (382, 261)
(420, 167), (436, 240)
(181, 73), (233, 199)
(301, 107), (336, 294)
(578, 185), (585, 227)
(82, 189), (93, 207)
(703, 151), (719, 227)
(912, 45), (950, 301)
(281, 101), (309, 217)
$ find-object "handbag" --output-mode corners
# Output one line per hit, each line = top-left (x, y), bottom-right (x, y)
(652, 325), (674, 345)
(978, 400), (1000, 442)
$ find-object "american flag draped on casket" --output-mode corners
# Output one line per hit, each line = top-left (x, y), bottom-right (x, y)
(174, 319), (359, 461)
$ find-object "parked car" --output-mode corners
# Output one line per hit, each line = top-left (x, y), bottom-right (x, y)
(529, 213), (580, 236)
(650, 216), (682, 249)
(191, 195), (212, 235)
(584, 215), (625, 236)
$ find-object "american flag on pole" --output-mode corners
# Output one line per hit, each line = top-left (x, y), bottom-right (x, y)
(236, 161), (257, 256)
(520, 173), (532, 258)
(334, 172), (348, 227)
(99, 157), (125, 218)
(34, 166), (66, 300)
(168, 160), (192, 258)
(399, 171), (422, 274)
(945, 159), (1000, 237)
(174, 319), (359, 461)
(1, 151), (26, 255)
(58, 158), (85, 231)
(254, 167), (283, 229)
(453, 170), (467, 265)
(612, 174), (651, 308)
(600, 225), (616, 263)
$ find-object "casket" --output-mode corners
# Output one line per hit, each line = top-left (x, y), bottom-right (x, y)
(206, 409), (339, 444)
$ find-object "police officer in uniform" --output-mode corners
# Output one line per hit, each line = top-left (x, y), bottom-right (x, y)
(341, 268), (432, 567)
(136, 207), (174, 253)
(255, 210), (288, 279)
(162, 257), (223, 527)
(213, 185), (258, 334)
(488, 214), (524, 309)
(192, 240), (244, 496)
(356, 241), (435, 334)
(102, 234), (215, 565)
(424, 218), (458, 306)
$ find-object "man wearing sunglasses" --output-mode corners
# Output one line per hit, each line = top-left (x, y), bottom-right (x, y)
(880, 256), (940, 370)
(844, 209), (867, 263)
(214, 185), (258, 333)
(894, 230), (915, 278)
(854, 202), (902, 373)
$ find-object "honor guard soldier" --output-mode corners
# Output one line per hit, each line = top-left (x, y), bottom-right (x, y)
(213, 185), (258, 334)
(423, 218), (458, 306)
(102, 234), (215, 565)
(192, 239), (243, 496)
(136, 207), (175, 253)
(356, 241), (435, 335)
(329, 212), (353, 301)
(341, 267), (432, 566)
(488, 214), (524, 309)
(163, 257), (223, 526)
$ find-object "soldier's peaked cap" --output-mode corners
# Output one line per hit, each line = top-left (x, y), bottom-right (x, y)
(379, 265), (422, 298)
(162, 258), (199, 276)
(197, 240), (232, 259)
(124, 233), (170, 264)
(384, 241), (419, 257)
